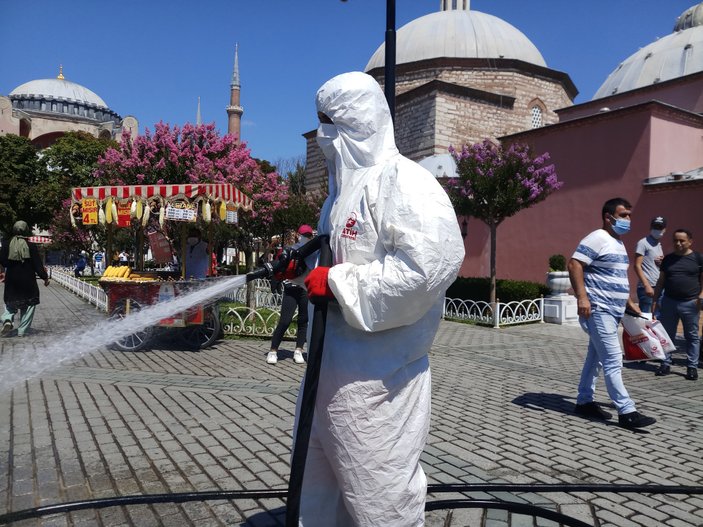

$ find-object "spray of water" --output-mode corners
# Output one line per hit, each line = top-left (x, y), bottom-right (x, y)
(0, 275), (249, 394)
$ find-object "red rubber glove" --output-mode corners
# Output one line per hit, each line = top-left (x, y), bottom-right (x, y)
(305, 266), (334, 301)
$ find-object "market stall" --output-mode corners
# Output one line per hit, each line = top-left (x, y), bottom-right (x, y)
(70, 183), (253, 350)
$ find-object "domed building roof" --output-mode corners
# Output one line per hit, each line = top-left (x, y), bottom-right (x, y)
(10, 73), (109, 109)
(594, 2), (703, 99)
(365, 7), (546, 71)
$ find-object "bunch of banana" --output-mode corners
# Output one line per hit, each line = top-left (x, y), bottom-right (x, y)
(141, 202), (151, 226)
(219, 201), (227, 221)
(105, 198), (114, 224)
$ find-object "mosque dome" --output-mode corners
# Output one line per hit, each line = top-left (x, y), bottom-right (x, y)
(594, 2), (703, 99)
(365, 5), (546, 72)
(10, 76), (109, 109)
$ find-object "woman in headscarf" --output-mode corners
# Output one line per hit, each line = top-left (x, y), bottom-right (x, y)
(0, 221), (50, 337)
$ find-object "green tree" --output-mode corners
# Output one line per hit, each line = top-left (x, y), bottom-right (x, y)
(41, 132), (117, 270)
(0, 135), (47, 237)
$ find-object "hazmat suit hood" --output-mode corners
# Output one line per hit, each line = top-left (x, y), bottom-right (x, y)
(315, 72), (398, 234)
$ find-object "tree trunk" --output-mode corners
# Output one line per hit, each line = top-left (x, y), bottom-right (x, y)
(245, 249), (255, 309)
(490, 221), (497, 305)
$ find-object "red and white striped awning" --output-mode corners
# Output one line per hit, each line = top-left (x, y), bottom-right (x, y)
(71, 183), (252, 211)
(28, 236), (52, 244)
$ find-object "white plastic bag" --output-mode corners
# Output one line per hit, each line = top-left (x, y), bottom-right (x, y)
(621, 313), (675, 361)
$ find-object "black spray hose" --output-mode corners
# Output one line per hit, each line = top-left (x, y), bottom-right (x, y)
(285, 234), (332, 527)
(3, 483), (703, 525)
(246, 236), (323, 283)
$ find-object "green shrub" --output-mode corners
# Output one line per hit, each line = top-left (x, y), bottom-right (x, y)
(446, 277), (549, 303)
(548, 254), (567, 272)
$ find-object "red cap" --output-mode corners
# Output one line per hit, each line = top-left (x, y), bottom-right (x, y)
(298, 224), (313, 236)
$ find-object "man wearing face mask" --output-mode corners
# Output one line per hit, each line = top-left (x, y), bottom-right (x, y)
(568, 197), (656, 429)
(298, 72), (464, 526)
(266, 224), (312, 365)
(184, 227), (210, 279)
(634, 216), (666, 315)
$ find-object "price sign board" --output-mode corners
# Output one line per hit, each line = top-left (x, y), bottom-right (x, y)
(117, 201), (132, 227)
(165, 201), (197, 222)
(225, 204), (238, 225)
(81, 198), (98, 225)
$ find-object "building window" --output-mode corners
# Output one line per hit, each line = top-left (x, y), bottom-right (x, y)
(530, 106), (543, 128)
(51, 102), (57, 112)
(40, 101), (47, 111)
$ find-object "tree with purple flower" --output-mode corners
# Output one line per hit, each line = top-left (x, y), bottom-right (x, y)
(443, 139), (563, 304)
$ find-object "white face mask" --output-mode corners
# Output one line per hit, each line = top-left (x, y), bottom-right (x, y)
(316, 123), (339, 161)
(650, 229), (664, 240)
(187, 237), (199, 246)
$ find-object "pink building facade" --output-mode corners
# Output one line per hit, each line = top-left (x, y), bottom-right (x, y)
(460, 72), (703, 286)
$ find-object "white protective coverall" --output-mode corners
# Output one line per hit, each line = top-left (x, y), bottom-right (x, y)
(297, 72), (464, 526)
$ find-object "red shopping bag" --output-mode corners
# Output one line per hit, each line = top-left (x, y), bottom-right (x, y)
(621, 314), (675, 361)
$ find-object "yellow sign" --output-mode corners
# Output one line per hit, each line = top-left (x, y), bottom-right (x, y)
(82, 198), (98, 225)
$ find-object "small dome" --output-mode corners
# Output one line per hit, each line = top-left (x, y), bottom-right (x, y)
(10, 77), (109, 109)
(365, 9), (546, 71)
(594, 3), (703, 99)
(674, 2), (703, 31)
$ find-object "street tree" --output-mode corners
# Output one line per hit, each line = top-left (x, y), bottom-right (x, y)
(443, 139), (563, 304)
(0, 135), (47, 237)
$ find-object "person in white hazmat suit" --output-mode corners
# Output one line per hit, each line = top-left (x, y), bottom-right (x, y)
(298, 71), (465, 526)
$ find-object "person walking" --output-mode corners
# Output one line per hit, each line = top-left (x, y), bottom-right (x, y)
(298, 72), (464, 526)
(74, 251), (87, 277)
(568, 197), (656, 429)
(634, 216), (666, 314)
(0, 221), (50, 338)
(265, 225), (313, 365)
(651, 229), (703, 380)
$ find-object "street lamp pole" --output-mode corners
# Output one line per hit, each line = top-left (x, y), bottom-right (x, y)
(341, 0), (396, 120)
(384, 0), (396, 120)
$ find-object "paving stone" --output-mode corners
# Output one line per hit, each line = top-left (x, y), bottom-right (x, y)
(2, 282), (703, 526)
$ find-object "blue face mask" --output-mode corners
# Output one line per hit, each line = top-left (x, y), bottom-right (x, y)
(610, 216), (631, 235)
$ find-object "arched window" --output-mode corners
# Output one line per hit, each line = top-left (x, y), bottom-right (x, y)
(530, 106), (543, 129)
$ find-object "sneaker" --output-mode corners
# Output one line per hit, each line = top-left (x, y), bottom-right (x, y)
(655, 364), (671, 376)
(293, 349), (305, 364)
(266, 351), (278, 364)
(685, 367), (698, 381)
(0, 321), (12, 337)
(618, 411), (656, 429)
(574, 402), (612, 421)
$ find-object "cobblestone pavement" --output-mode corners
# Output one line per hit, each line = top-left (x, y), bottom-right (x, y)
(1, 282), (702, 526)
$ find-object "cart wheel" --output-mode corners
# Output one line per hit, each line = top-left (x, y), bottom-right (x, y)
(109, 299), (154, 352)
(180, 305), (221, 349)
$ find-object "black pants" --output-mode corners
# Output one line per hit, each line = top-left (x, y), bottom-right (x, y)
(270, 285), (309, 349)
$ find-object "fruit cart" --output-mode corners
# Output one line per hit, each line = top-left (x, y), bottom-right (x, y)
(70, 183), (252, 351)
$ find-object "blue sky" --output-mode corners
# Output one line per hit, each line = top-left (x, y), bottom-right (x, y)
(0, 0), (695, 170)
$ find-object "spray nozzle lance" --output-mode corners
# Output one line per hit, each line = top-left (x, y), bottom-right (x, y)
(246, 235), (323, 282)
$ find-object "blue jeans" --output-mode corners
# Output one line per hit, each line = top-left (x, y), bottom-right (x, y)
(659, 297), (700, 368)
(577, 309), (636, 414)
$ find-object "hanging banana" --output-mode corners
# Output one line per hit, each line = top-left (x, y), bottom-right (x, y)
(136, 199), (144, 220)
(105, 198), (113, 224)
(111, 200), (118, 223)
(219, 201), (227, 221)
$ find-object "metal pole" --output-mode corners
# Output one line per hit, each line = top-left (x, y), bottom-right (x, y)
(385, 0), (396, 121)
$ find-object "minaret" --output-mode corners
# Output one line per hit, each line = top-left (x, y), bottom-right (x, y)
(196, 96), (202, 125)
(227, 44), (243, 143)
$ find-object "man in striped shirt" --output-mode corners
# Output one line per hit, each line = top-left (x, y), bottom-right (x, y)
(568, 197), (656, 429)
